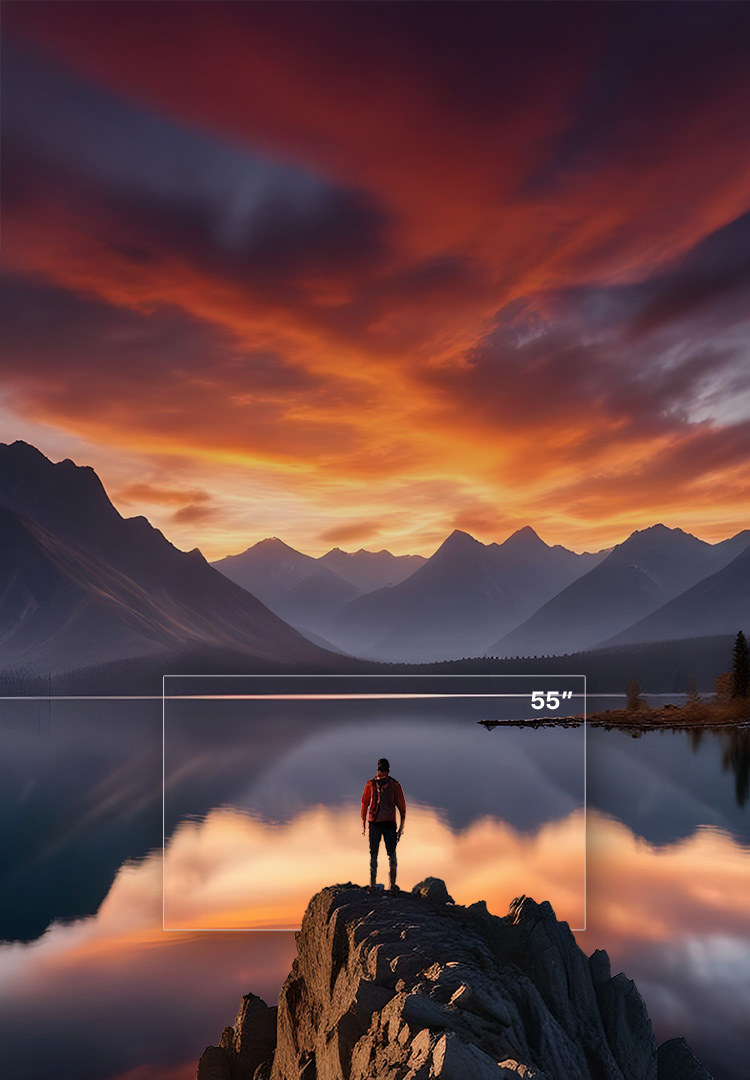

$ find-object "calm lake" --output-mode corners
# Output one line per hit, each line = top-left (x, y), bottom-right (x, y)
(1, 693), (748, 1080)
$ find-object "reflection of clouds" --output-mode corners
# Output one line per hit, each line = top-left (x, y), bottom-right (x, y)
(229, 719), (584, 831)
(164, 804), (586, 929)
(617, 938), (750, 1080)
(1, 811), (748, 1080)
(0, 854), (295, 1080)
(577, 816), (750, 1080)
(580, 819), (750, 947)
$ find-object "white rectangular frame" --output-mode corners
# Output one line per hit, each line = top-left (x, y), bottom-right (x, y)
(162, 673), (587, 931)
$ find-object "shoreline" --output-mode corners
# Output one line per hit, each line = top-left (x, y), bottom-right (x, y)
(479, 705), (750, 733)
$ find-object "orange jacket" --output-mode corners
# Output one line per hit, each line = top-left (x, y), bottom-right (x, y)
(362, 776), (406, 823)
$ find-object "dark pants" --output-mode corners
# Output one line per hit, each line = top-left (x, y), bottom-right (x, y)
(369, 821), (397, 885)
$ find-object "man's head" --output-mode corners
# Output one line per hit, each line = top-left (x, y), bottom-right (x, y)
(377, 757), (390, 775)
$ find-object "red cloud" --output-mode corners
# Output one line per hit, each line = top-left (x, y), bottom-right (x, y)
(3, 3), (750, 552)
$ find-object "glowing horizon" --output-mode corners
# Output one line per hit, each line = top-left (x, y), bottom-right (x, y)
(2, 3), (750, 558)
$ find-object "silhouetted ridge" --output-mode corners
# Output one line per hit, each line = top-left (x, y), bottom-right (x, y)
(0, 442), (347, 678)
(0, 440), (122, 541)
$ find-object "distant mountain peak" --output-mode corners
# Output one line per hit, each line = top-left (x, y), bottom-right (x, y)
(631, 523), (691, 538)
(253, 537), (296, 551)
(318, 545), (425, 592)
(324, 546), (387, 558)
(618, 523), (702, 551)
(440, 528), (482, 549)
(502, 525), (546, 549)
(214, 536), (309, 566)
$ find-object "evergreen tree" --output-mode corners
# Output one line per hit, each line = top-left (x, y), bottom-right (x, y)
(732, 630), (749, 698)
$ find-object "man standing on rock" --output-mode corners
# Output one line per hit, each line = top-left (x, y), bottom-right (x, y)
(361, 757), (406, 893)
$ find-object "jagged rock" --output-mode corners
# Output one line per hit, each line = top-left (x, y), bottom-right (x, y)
(596, 973), (657, 1079)
(411, 877), (455, 904)
(199, 881), (712, 1080)
(201, 993), (277, 1080)
(197, 1045), (232, 1080)
(657, 1038), (713, 1080)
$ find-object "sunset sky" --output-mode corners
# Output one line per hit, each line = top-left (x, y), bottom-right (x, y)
(2, 2), (750, 558)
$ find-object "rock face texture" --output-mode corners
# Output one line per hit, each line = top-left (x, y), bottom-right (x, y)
(198, 880), (712, 1080)
(198, 993), (277, 1080)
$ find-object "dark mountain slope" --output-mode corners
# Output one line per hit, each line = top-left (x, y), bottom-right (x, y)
(607, 539), (750, 645)
(0, 442), (343, 675)
(490, 524), (735, 658)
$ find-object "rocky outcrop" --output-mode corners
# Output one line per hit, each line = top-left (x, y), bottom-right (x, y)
(198, 880), (712, 1080)
(198, 993), (277, 1080)
(657, 1038), (713, 1080)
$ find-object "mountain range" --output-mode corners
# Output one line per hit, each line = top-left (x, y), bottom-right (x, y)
(306, 527), (606, 662)
(606, 537), (750, 646)
(214, 523), (749, 664)
(2, 441), (748, 682)
(489, 524), (749, 659)
(211, 538), (424, 637)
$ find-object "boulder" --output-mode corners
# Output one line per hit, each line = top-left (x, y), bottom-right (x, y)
(411, 877), (455, 904)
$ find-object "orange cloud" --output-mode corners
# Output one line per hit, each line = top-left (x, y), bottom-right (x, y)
(3, 4), (750, 553)
(115, 483), (211, 508)
(317, 520), (384, 545)
(8, 4), (749, 290)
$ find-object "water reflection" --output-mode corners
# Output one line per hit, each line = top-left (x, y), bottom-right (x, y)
(164, 805), (586, 930)
(587, 726), (750, 845)
(175, 716), (586, 831)
(0, 700), (163, 941)
(0, 807), (748, 1080)
(162, 695), (587, 929)
(721, 729), (750, 808)
(1, 698), (749, 1080)
(2, 700), (748, 941)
